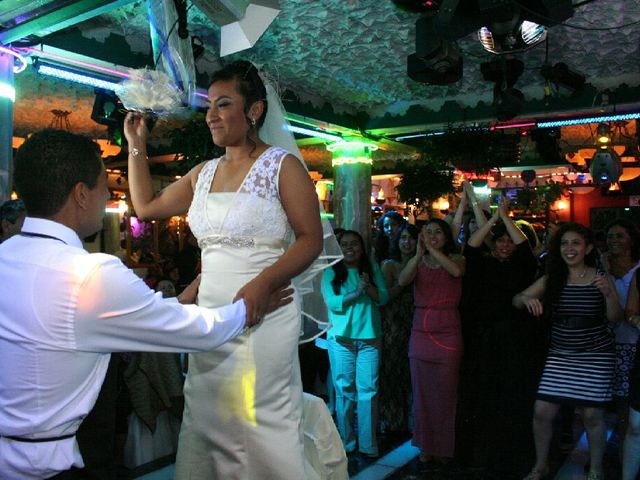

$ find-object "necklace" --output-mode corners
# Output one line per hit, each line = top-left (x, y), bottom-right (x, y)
(570, 268), (587, 280)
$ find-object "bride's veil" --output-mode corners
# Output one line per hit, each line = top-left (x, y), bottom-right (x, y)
(258, 76), (342, 343)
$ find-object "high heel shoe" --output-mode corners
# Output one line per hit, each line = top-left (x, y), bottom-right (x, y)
(522, 467), (549, 480)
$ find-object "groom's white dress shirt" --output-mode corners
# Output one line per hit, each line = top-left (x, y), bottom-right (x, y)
(0, 217), (245, 479)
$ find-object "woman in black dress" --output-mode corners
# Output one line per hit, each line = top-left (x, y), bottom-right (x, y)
(514, 223), (623, 480)
(456, 200), (539, 476)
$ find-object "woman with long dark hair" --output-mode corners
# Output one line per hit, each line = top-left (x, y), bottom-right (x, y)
(322, 230), (388, 457)
(374, 210), (406, 264)
(398, 219), (465, 464)
(514, 223), (623, 480)
(379, 224), (418, 434)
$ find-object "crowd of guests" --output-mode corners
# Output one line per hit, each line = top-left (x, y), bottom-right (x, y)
(311, 183), (640, 480)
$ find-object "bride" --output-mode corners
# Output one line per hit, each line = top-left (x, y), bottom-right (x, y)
(124, 60), (325, 479)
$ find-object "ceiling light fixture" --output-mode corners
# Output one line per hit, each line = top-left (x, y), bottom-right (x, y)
(590, 149), (622, 185)
(35, 61), (122, 92)
(540, 62), (585, 92)
(478, 20), (546, 55)
(537, 113), (640, 129)
(596, 123), (612, 147)
(407, 14), (462, 85)
(481, 58), (525, 121)
(192, 0), (280, 56)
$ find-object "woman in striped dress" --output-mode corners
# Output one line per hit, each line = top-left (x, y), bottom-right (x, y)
(513, 223), (623, 480)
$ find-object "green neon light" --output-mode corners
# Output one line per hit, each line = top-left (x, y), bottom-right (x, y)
(320, 212), (335, 219)
(0, 82), (15, 102)
(332, 156), (373, 167)
(326, 140), (379, 153)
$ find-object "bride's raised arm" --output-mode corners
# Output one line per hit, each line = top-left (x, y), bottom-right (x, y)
(124, 111), (202, 220)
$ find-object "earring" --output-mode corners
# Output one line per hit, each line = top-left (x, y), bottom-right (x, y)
(250, 118), (256, 127)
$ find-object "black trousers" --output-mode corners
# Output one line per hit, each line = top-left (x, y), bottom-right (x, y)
(51, 355), (121, 480)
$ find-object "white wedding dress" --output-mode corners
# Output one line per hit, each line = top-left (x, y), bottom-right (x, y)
(174, 147), (306, 479)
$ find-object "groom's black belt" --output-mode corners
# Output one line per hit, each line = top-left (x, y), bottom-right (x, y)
(2, 433), (76, 443)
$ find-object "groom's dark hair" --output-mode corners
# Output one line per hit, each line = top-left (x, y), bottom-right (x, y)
(14, 129), (102, 217)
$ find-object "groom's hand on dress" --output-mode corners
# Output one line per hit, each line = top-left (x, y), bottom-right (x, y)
(177, 274), (201, 305)
(235, 280), (295, 328)
(266, 284), (295, 314)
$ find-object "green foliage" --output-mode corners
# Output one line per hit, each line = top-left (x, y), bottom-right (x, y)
(395, 154), (455, 215)
(514, 181), (568, 216)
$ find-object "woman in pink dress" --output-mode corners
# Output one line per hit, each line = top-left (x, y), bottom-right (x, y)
(399, 219), (465, 464)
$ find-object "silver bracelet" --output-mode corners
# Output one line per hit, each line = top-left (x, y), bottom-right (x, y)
(129, 147), (145, 158)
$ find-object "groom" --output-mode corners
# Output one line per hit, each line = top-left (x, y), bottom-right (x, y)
(0, 129), (291, 479)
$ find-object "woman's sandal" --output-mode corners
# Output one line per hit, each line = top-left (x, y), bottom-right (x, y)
(522, 468), (549, 480)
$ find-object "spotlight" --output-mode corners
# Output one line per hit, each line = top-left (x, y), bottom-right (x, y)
(434, 0), (573, 42)
(596, 123), (612, 147)
(590, 149), (621, 184)
(481, 58), (524, 121)
(91, 89), (145, 149)
(478, 20), (546, 55)
(91, 89), (124, 128)
(493, 86), (524, 122)
(407, 14), (462, 85)
(540, 62), (586, 92)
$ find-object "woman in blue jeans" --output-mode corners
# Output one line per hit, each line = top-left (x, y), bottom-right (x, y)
(322, 230), (389, 457)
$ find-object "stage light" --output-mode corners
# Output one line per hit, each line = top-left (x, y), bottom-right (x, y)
(494, 86), (524, 122)
(481, 58), (524, 121)
(478, 20), (546, 55)
(435, 0), (573, 42)
(540, 62), (585, 92)
(407, 14), (462, 85)
(590, 149), (622, 184)
(35, 61), (121, 92)
(596, 123), (612, 147)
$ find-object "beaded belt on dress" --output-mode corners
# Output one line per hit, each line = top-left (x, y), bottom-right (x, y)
(198, 235), (286, 250)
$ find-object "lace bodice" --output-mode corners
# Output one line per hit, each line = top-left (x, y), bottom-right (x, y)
(188, 147), (293, 242)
